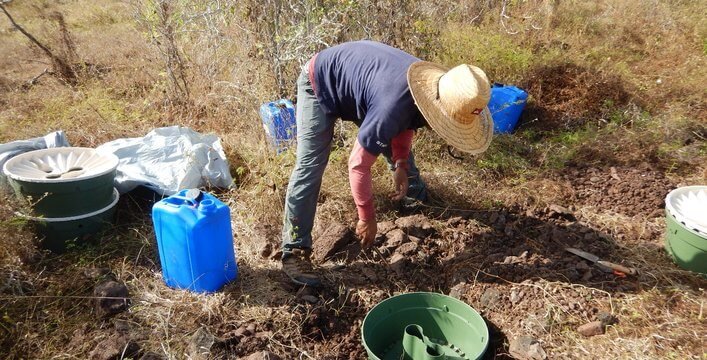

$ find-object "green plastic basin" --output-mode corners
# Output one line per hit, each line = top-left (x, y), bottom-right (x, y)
(664, 186), (707, 275)
(26, 188), (120, 252)
(3, 147), (118, 217)
(665, 210), (707, 274)
(362, 292), (489, 360)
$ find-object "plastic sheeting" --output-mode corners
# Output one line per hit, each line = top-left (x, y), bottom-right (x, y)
(0, 131), (70, 189)
(96, 126), (233, 195)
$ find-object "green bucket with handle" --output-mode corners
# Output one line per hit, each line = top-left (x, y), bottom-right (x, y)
(664, 186), (707, 275)
(361, 292), (489, 360)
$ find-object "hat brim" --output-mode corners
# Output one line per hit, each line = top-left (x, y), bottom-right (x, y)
(407, 61), (493, 154)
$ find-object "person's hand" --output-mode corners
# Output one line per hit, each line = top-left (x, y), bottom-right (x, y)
(389, 164), (408, 201)
(356, 219), (377, 249)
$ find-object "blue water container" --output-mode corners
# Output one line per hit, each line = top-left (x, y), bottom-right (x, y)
(152, 189), (238, 293)
(488, 83), (528, 133)
(259, 99), (297, 153)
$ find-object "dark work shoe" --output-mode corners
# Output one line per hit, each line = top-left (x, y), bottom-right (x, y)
(282, 249), (321, 287)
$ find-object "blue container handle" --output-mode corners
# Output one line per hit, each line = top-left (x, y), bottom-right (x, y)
(162, 195), (198, 207)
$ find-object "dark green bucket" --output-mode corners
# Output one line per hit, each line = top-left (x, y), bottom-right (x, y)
(26, 188), (120, 252)
(3, 147), (118, 217)
(361, 292), (489, 360)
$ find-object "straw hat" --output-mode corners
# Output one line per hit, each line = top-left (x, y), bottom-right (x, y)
(407, 62), (493, 154)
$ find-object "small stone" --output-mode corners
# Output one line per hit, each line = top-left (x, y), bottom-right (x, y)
(188, 327), (215, 360)
(396, 242), (418, 256)
(597, 311), (618, 326)
(89, 335), (140, 360)
(300, 295), (319, 304)
(112, 319), (130, 334)
(384, 229), (408, 249)
(243, 351), (282, 360)
(590, 176), (601, 183)
(377, 221), (397, 235)
(246, 324), (256, 334)
(389, 253), (407, 275)
(395, 214), (435, 238)
(449, 282), (469, 299)
(509, 335), (547, 360)
(577, 320), (605, 337)
(94, 280), (129, 318)
(480, 288), (501, 310)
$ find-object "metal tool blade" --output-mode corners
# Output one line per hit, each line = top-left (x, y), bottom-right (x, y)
(565, 247), (600, 263)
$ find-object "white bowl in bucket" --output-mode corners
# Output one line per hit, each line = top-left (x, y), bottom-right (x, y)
(665, 185), (707, 234)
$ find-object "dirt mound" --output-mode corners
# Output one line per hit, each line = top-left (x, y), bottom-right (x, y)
(561, 165), (674, 217)
(520, 63), (631, 131)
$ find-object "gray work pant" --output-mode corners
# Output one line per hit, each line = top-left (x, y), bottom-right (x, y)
(281, 66), (426, 258)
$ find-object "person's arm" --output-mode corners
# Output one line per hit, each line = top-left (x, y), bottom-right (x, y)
(391, 129), (414, 169)
(349, 138), (378, 247)
(348, 138), (378, 221)
(389, 129), (414, 200)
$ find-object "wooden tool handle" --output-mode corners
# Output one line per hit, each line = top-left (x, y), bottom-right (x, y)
(597, 260), (637, 275)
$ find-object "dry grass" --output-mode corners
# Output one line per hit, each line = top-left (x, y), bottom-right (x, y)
(0, 0), (706, 358)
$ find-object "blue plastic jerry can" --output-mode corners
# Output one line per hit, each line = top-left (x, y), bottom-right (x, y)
(259, 99), (297, 153)
(488, 83), (528, 134)
(152, 189), (238, 293)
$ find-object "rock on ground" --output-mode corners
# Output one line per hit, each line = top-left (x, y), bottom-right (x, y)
(383, 228), (408, 249)
(389, 253), (407, 275)
(577, 320), (605, 337)
(89, 335), (140, 360)
(448, 282), (470, 300)
(376, 221), (396, 235)
(395, 214), (435, 238)
(480, 288), (501, 310)
(94, 280), (129, 318)
(395, 241), (418, 256)
(597, 310), (618, 326)
(509, 335), (547, 360)
(188, 327), (216, 360)
(311, 222), (354, 261)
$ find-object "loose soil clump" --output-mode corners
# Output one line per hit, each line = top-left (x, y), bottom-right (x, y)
(561, 164), (675, 218)
(520, 63), (631, 131)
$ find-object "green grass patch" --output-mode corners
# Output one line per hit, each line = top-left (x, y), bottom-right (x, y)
(435, 24), (535, 83)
